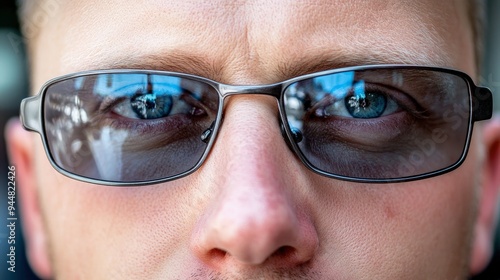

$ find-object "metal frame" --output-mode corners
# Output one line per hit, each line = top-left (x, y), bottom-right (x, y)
(20, 64), (493, 186)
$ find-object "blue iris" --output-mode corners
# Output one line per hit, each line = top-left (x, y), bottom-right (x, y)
(345, 92), (387, 119)
(130, 93), (173, 119)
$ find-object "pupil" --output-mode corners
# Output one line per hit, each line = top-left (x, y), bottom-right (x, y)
(131, 94), (158, 119)
(145, 98), (156, 110)
(359, 98), (369, 108)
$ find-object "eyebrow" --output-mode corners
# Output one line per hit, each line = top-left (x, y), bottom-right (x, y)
(77, 47), (452, 84)
(85, 51), (225, 81)
(277, 49), (452, 80)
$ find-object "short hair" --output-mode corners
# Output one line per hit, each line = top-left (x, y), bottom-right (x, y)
(16, 0), (487, 75)
(468, 0), (487, 73)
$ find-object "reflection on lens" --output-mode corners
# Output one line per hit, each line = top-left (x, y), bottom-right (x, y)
(283, 68), (470, 180)
(43, 73), (219, 183)
(130, 93), (173, 119)
(345, 92), (387, 118)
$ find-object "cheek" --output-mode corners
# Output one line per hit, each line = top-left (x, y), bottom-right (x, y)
(34, 142), (201, 278)
(309, 155), (478, 277)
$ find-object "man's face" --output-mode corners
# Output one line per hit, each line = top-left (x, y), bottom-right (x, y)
(15, 0), (493, 278)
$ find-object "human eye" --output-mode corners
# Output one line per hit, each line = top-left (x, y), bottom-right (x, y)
(283, 68), (471, 179)
(42, 73), (221, 182)
(311, 81), (401, 120)
(306, 81), (419, 145)
(284, 73), (425, 152)
(112, 91), (173, 119)
(89, 74), (216, 134)
(111, 90), (205, 120)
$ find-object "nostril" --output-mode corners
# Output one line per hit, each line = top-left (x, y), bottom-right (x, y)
(207, 248), (227, 261)
(207, 246), (301, 267)
(273, 246), (296, 258)
(264, 245), (301, 266)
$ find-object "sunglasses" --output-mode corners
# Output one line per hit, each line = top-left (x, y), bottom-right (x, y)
(20, 65), (493, 186)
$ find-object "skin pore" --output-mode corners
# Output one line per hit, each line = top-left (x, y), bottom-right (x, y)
(6, 0), (500, 279)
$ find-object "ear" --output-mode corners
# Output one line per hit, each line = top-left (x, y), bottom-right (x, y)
(470, 117), (500, 275)
(5, 118), (53, 279)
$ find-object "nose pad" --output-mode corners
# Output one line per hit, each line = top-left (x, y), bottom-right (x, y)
(201, 121), (217, 143)
(279, 120), (303, 151)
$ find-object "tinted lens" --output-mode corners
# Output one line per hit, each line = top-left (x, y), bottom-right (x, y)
(283, 68), (471, 180)
(43, 73), (219, 183)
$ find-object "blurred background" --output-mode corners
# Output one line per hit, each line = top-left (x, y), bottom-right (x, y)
(0, 1), (499, 279)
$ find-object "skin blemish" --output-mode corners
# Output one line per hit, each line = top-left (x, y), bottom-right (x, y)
(384, 204), (397, 220)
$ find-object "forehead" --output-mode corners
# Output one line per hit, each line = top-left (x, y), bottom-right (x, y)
(33, 0), (473, 85)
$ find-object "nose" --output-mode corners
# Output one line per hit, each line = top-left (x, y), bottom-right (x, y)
(190, 96), (318, 268)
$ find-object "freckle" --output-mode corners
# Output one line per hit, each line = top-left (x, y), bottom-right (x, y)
(384, 205), (396, 219)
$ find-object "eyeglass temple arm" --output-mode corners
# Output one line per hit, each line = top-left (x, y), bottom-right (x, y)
(20, 94), (43, 133)
(472, 86), (493, 122)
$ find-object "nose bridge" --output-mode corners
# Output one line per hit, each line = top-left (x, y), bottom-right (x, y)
(190, 96), (319, 266)
(218, 83), (283, 99)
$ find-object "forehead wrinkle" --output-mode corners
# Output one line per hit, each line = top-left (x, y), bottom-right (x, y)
(45, 0), (469, 87)
(258, 1), (457, 81)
